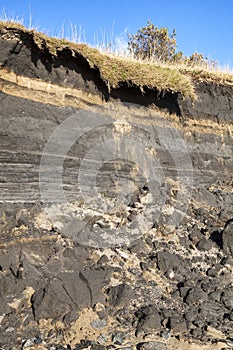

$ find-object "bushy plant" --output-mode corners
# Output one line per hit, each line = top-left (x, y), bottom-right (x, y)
(187, 52), (205, 66)
(127, 21), (177, 62)
(127, 21), (218, 70)
(185, 52), (217, 69)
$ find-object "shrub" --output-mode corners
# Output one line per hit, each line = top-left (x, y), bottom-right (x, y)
(186, 52), (218, 69)
(187, 52), (206, 66)
(127, 21), (177, 62)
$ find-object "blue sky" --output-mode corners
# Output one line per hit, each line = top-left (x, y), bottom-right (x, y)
(1, 0), (233, 68)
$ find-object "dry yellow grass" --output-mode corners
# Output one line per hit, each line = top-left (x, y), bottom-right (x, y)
(0, 20), (25, 30)
(180, 65), (233, 85)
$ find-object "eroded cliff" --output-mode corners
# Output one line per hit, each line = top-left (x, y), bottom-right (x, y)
(0, 24), (232, 350)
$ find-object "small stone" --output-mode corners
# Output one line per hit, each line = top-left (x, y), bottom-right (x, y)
(136, 307), (162, 335)
(34, 333), (43, 344)
(91, 318), (107, 329)
(94, 303), (107, 320)
(137, 341), (167, 350)
(6, 327), (14, 332)
(80, 339), (94, 347)
(221, 256), (233, 266)
(107, 284), (134, 307)
(170, 315), (187, 334)
(91, 345), (106, 350)
(196, 238), (214, 251)
(156, 251), (180, 273)
(22, 339), (36, 348)
(190, 327), (203, 338)
(97, 255), (109, 265)
(188, 229), (202, 244)
(160, 329), (171, 340)
(184, 287), (208, 305)
(164, 269), (175, 279)
(97, 334), (108, 344)
(16, 208), (30, 227)
(206, 267), (218, 277)
(112, 332), (124, 345)
(221, 287), (233, 309)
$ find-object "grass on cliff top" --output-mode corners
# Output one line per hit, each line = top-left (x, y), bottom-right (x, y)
(0, 21), (195, 98)
(1, 21), (233, 99)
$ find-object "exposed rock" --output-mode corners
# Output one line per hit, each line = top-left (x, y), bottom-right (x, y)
(156, 251), (180, 273)
(222, 219), (233, 255)
(107, 284), (134, 308)
(221, 286), (233, 310)
(135, 305), (163, 336)
(170, 315), (187, 334)
(31, 272), (90, 320)
(184, 286), (208, 306)
(197, 238), (215, 251)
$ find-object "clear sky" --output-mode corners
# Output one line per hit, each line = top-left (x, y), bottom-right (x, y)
(1, 0), (233, 68)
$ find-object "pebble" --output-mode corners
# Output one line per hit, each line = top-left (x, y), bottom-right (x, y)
(112, 332), (124, 345)
(91, 318), (107, 329)
(97, 334), (108, 344)
(5, 327), (14, 332)
(22, 339), (36, 348)
(160, 329), (171, 340)
(137, 342), (167, 350)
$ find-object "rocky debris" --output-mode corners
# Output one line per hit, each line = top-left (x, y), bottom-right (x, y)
(1, 195), (232, 348)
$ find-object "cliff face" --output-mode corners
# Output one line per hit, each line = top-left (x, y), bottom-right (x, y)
(0, 26), (233, 350)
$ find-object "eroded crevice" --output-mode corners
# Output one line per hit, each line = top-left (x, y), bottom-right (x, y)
(61, 283), (80, 309)
(110, 82), (181, 115)
(79, 271), (93, 307)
